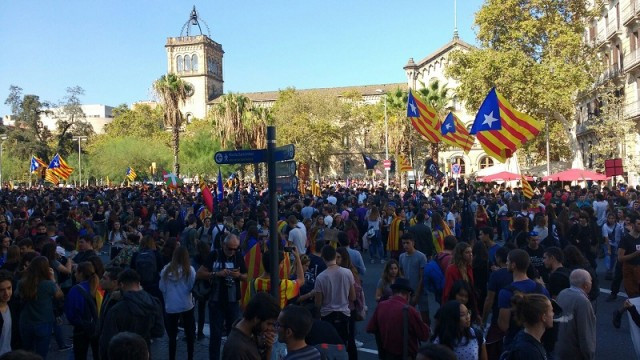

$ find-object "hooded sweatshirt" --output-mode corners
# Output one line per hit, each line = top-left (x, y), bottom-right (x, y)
(159, 265), (196, 313)
(99, 289), (164, 359)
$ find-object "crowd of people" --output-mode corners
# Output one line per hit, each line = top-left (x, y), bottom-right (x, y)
(0, 178), (636, 360)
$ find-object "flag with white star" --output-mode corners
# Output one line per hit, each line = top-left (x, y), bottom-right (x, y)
(441, 112), (474, 153)
(48, 154), (73, 180)
(406, 90), (442, 143)
(470, 88), (542, 162)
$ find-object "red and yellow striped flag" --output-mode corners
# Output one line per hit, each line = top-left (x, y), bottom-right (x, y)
(441, 112), (474, 153)
(311, 181), (322, 197)
(521, 175), (534, 199)
(397, 154), (413, 172)
(241, 243), (263, 308)
(44, 169), (60, 185)
(407, 90), (442, 144)
(470, 88), (542, 163)
(48, 154), (74, 180)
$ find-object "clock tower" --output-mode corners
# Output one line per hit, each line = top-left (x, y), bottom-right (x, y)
(165, 6), (223, 120)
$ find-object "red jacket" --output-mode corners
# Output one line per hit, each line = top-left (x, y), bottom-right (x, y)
(442, 263), (474, 303)
(366, 295), (430, 357)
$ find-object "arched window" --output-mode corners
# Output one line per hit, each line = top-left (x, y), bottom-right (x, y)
(452, 157), (466, 175)
(184, 55), (191, 71)
(191, 54), (199, 71)
(478, 156), (494, 169)
(177, 55), (183, 72)
(344, 160), (352, 175)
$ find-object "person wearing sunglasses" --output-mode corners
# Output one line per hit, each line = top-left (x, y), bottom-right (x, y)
(196, 234), (247, 360)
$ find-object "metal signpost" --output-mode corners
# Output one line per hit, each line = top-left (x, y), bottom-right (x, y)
(452, 163), (461, 193)
(214, 126), (296, 299)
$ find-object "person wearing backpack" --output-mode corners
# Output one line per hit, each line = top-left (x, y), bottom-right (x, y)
(196, 217), (213, 248)
(211, 214), (227, 251)
(131, 236), (162, 305)
(64, 261), (102, 360)
(181, 215), (198, 258)
(424, 235), (456, 305)
(497, 249), (550, 352)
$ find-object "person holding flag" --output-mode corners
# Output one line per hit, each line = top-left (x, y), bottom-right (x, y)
(126, 167), (137, 182)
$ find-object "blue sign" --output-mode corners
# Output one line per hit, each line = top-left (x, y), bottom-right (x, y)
(276, 160), (297, 177)
(214, 150), (266, 164)
(276, 176), (298, 193)
(274, 144), (295, 162)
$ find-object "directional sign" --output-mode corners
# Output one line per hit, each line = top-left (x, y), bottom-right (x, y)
(275, 176), (298, 193)
(276, 160), (297, 177)
(274, 144), (295, 162)
(214, 150), (266, 165)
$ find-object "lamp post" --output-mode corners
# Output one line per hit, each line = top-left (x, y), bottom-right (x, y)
(0, 135), (6, 188)
(73, 136), (88, 187)
(376, 89), (389, 187)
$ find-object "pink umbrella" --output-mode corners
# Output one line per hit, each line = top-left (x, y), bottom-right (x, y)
(542, 168), (608, 181)
(478, 171), (532, 182)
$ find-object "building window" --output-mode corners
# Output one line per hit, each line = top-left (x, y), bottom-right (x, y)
(342, 135), (350, 148)
(478, 156), (494, 169)
(452, 157), (466, 174)
(177, 55), (183, 72)
(344, 160), (352, 175)
(192, 54), (199, 71)
(184, 55), (191, 71)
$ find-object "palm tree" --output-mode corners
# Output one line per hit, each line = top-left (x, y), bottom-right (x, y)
(210, 93), (253, 150)
(153, 73), (192, 176)
(417, 79), (453, 161)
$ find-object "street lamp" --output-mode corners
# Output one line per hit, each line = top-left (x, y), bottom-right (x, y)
(73, 136), (88, 187)
(376, 89), (389, 187)
(0, 135), (6, 188)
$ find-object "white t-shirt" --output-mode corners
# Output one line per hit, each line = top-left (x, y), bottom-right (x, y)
(288, 226), (307, 254)
(446, 212), (457, 230)
(593, 200), (609, 226)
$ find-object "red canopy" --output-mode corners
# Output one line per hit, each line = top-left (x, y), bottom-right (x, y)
(478, 171), (533, 182)
(542, 168), (608, 181)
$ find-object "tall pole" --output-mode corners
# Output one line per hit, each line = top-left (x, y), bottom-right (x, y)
(78, 137), (82, 186)
(266, 126), (279, 298)
(384, 95), (389, 188)
(453, 0), (459, 39)
(0, 136), (6, 189)
(546, 116), (551, 182)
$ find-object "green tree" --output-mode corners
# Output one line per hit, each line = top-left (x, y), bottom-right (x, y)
(103, 104), (165, 139)
(4, 86), (52, 159)
(51, 86), (94, 156)
(180, 119), (237, 177)
(271, 89), (346, 177)
(153, 74), (192, 176)
(85, 136), (172, 181)
(446, 0), (598, 167)
(210, 93), (254, 150)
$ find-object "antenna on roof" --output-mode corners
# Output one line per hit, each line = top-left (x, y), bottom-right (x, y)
(453, 0), (459, 40)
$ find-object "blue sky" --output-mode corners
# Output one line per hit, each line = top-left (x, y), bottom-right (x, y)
(0, 0), (484, 115)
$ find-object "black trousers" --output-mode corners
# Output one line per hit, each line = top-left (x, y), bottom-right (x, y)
(73, 330), (99, 360)
(322, 312), (356, 359)
(611, 259), (624, 296)
(165, 308), (196, 360)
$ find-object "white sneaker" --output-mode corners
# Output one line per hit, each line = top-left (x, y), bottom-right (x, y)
(355, 340), (364, 348)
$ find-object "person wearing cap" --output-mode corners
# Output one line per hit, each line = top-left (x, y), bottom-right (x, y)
(366, 277), (430, 359)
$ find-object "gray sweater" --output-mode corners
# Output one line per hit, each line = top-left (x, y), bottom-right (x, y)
(554, 287), (596, 360)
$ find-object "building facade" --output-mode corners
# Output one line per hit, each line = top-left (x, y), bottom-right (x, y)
(577, 0), (640, 184)
(4, 104), (114, 134)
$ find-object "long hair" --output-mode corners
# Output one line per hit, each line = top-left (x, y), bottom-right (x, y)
(368, 207), (380, 221)
(163, 246), (191, 281)
(452, 242), (471, 269)
(19, 256), (50, 301)
(77, 261), (99, 295)
(5, 245), (20, 265)
(432, 300), (473, 350)
(337, 247), (359, 282)
(382, 259), (403, 285)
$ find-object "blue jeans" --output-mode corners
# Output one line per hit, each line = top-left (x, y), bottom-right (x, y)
(605, 245), (618, 272)
(20, 321), (53, 359)
(369, 231), (383, 260)
(209, 301), (240, 360)
(500, 220), (510, 242)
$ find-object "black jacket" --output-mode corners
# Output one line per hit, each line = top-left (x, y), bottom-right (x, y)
(507, 330), (548, 360)
(99, 289), (164, 359)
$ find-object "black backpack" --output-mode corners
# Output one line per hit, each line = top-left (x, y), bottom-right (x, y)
(135, 250), (158, 285)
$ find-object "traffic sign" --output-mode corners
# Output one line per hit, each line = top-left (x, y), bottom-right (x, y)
(383, 160), (392, 170)
(276, 160), (297, 177)
(452, 163), (461, 175)
(275, 176), (298, 193)
(214, 150), (266, 165)
(274, 144), (295, 162)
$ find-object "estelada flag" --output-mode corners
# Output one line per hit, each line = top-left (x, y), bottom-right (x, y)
(397, 154), (413, 172)
(241, 243), (263, 308)
(48, 154), (73, 180)
(441, 112), (474, 153)
(407, 90), (442, 143)
(44, 169), (60, 185)
(470, 88), (542, 162)
(199, 179), (214, 213)
(522, 175), (534, 199)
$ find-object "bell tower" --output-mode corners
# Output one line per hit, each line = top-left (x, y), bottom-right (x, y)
(165, 6), (224, 120)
